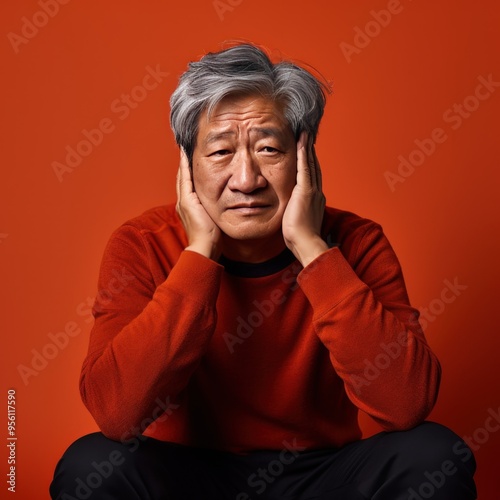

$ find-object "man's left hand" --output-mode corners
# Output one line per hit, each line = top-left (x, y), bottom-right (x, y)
(282, 132), (328, 267)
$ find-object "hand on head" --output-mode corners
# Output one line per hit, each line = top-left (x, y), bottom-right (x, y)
(282, 132), (328, 267)
(175, 149), (222, 260)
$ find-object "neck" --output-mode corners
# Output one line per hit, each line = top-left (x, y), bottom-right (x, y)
(220, 232), (287, 263)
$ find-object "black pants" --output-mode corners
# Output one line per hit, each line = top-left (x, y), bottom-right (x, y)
(50, 422), (476, 499)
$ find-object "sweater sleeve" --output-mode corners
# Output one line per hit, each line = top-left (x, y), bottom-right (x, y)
(297, 224), (441, 431)
(79, 224), (223, 440)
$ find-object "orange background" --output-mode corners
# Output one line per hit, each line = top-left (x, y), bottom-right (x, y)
(1, 0), (499, 497)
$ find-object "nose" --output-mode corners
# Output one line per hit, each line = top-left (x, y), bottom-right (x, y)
(227, 151), (267, 193)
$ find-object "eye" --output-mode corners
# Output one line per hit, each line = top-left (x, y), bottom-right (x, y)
(260, 146), (279, 153)
(210, 149), (231, 157)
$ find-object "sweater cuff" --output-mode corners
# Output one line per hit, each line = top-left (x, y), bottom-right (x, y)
(158, 250), (224, 305)
(297, 247), (367, 318)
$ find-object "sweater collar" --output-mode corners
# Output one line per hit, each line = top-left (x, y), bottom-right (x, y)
(219, 247), (298, 278)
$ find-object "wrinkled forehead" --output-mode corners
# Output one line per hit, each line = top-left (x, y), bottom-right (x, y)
(196, 93), (292, 145)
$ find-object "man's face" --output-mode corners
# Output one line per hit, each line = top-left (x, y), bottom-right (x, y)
(191, 94), (297, 242)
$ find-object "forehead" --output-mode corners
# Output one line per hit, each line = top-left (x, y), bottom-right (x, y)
(197, 94), (291, 142)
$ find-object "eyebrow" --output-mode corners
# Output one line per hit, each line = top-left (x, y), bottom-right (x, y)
(204, 130), (236, 145)
(203, 127), (285, 145)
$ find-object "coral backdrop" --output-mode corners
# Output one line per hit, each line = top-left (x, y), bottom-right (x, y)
(1, 0), (499, 497)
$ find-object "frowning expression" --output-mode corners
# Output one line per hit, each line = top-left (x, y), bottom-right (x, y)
(192, 94), (297, 241)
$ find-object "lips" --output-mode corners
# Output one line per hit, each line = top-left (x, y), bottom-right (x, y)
(227, 203), (271, 214)
(229, 203), (270, 209)
(228, 199), (271, 210)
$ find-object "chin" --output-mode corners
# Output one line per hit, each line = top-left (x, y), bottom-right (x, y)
(219, 218), (282, 242)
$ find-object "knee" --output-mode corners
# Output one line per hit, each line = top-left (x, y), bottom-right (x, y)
(394, 422), (477, 498)
(50, 432), (132, 499)
(401, 422), (476, 473)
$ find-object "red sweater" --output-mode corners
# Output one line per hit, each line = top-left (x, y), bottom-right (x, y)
(80, 204), (440, 453)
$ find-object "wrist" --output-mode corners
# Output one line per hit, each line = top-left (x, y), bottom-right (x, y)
(290, 235), (328, 268)
(186, 239), (221, 261)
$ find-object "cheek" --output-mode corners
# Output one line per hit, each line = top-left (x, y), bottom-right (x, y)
(269, 165), (296, 202)
(192, 163), (227, 202)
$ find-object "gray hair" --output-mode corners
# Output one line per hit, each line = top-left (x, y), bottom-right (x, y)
(169, 43), (330, 164)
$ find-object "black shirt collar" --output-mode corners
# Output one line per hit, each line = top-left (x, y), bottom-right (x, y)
(219, 247), (298, 278)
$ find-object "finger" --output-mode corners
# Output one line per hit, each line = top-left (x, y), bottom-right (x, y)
(307, 134), (318, 189)
(176, 148), (193, 217)
(296, 131), (312, 188)
(178, 148), (193, 197)
(312, 143), (323, 192)
(176, 150), (182, 202)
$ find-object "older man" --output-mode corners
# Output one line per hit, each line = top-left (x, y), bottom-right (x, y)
(50, 44), (476, 499)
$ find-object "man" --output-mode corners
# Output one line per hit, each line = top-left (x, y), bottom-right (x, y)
(50, 43), (476, 499)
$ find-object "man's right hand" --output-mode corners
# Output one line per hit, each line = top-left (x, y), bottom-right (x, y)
(175, 149), (222, 260)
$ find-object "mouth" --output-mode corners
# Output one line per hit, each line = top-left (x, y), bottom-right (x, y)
(227, 203), (271, 214)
